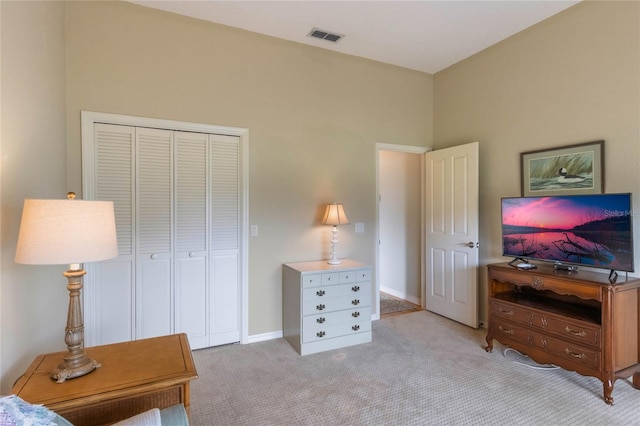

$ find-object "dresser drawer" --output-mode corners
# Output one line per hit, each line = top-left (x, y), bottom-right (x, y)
(356, 269), (371, 282)
(491, 299), (601, 348)
(303, 293), (371, 315)
(322, 272), (340, 286)
(489, 319), (533, 345)
(303, 281), (371, 301)
(531, 314), (601, 348)
(490, 300), (532, 325)
(490, 319), (601, 372)
(302, 274), (322, 288)
(303, 307), (372, 330)
(303, 319), (372, 343)
(545, 335), (601, 372)
(339, 271), (357, 283)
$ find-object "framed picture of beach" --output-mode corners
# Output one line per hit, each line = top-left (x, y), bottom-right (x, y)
(520, 140), (604, 196)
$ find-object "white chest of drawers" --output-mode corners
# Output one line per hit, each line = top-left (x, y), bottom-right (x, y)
(283, 259), (372, 355)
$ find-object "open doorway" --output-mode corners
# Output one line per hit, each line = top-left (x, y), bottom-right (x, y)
(376, 144), (429, 318)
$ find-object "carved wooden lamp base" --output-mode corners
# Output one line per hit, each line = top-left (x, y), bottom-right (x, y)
(52, 267), (101, 383)
(51, 357), (101, 384)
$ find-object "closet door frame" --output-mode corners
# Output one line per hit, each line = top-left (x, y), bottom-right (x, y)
(81, 110), (249, 345)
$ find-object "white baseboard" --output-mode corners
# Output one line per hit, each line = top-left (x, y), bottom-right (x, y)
(380, 286), (421, 306)
(246, 330), (282, 344)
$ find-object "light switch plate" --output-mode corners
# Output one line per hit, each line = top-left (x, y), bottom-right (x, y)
(355, 222), (365, 233)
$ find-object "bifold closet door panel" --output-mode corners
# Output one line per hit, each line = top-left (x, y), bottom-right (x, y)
(92, 123), (136, 345)
(136, 127), (173, 339)
(209, 135), (241, 345)
(175, 131), (209, 349)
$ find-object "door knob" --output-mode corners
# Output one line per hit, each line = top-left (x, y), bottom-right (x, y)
(466, 242), (479, 248)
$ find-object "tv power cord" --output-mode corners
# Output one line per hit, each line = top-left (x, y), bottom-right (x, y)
(503, 347), (560, 370)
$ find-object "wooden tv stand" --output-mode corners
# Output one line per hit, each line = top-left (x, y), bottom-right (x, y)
(485, 262), (640, 405)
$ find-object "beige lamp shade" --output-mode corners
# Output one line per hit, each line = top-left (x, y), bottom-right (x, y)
(322, 203), (350, 226)
(15, 198), (118, 265)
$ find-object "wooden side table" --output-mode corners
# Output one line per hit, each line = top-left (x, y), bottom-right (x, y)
(11, 333), (198, 426)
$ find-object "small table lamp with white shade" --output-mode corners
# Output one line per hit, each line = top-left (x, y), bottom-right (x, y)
(15, 192), (118, 383)
(322, 203), (349, 265)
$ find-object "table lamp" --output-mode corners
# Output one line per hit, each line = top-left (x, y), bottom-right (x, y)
(322, 203), (349, 265)
(15, 192), (118, 383)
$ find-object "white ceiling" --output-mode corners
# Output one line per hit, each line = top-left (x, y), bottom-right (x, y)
(129, 0), (580, 74)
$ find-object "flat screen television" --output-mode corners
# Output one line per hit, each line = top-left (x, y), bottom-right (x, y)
(501, 193), (634, 273)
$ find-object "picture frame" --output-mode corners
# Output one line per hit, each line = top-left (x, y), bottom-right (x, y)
(521, 140), (604, 196)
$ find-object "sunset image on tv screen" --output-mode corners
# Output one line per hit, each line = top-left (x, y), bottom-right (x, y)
(501, 194), (633, 272)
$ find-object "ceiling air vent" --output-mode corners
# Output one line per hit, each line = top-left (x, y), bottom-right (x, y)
(308, 27), (345, 43)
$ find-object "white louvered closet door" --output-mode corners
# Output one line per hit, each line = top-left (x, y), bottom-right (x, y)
(136, 127), (173, 340)
(92, 123), (135, 345)
(210, 134), (241, 346)
(174, 131), (209, 349)
(85, 121), (241, 350)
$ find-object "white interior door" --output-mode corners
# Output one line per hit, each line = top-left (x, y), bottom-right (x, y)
(424, 142), (479, 328)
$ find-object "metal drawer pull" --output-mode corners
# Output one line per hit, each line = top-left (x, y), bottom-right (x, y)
(352, 311), (360, 318)
(316, 290), (325, 296)
(352, 286), (360, 292)
(565, 326), (587, 337)
(499, 309), (513, 316)
(352, 299), (360, 306)
(565, 348), (587, 359)
(498, 325), (514, 335)
(316, 304), (326, 311)
(344, 275), (350, 280)
(352, 325), (360, 331)
(317, 331), (326, 338)
(317, 317), (326, 324)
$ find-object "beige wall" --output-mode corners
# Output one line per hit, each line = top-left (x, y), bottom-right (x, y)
(1, 0), (432, 391)
(434, 0), (640, 323)
(1, 1), (69, 392)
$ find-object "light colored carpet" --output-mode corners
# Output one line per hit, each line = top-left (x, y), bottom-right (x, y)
(190, 311), (640, 425)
